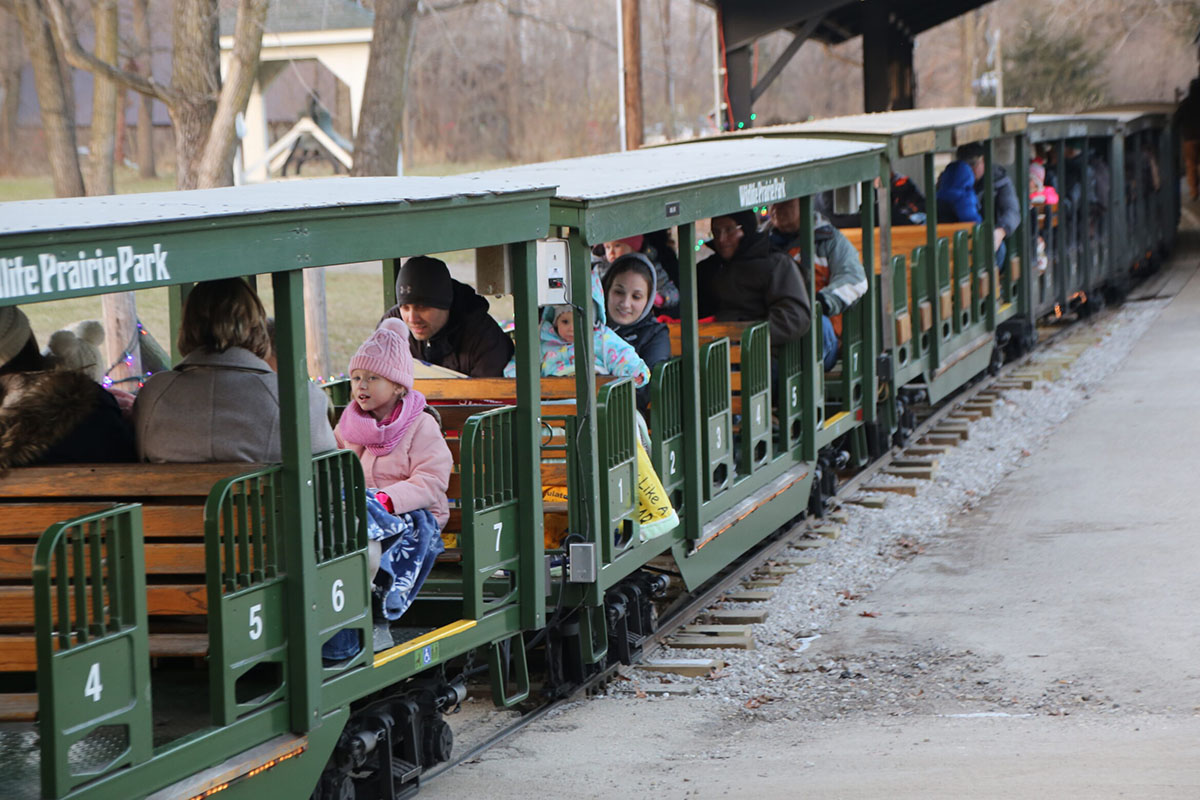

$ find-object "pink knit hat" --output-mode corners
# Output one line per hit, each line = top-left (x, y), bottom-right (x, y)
(615, 235), (643, 251)
(348, 318), (413, 389)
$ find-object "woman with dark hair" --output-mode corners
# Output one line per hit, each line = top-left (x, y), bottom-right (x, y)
(0, 305), (134, 469)
(133, 278), (336, 463)
(602, 252), (670, 371)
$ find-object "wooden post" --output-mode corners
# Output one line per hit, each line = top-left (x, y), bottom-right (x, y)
(621, 0), (643, 150)
(303, 268), (331, 379)
(101, 293), (143, 386)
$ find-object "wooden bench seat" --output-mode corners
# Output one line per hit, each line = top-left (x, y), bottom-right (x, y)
(0, 463), (259, 699)
(840, 222), (976, 274)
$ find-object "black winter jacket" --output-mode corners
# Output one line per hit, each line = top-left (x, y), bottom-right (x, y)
(697, 229), (811, 353)
(0, 371), (135, 469)
(976, 165), (1021, 238)
(384, 280), (514, 377)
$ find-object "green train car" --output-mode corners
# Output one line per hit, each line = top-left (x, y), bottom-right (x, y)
(0, 106), (1179, 800)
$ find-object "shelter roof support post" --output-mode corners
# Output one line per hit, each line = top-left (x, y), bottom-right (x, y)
(750, 16), (824, 107)
(862, 1), (915, 112)
(724, 43), (753, 131)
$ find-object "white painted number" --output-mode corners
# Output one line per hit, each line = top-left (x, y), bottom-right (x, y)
(618, 478), (624, 504)
(249, 603), (263, 641)
(493, 522), (504, 551)
(669, 451), (677, 475)
(331, 579), (345, 613)
(85, 662), (103, 703)
(791, 385), (799, 408)
(715, 426), (722, 450)
(756, 405), (763, 425)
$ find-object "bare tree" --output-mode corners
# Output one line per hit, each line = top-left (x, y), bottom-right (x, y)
(352, 0), (419, 176)
(44, 0), (269, 189)
(89, 0), (118, 195)
(0, 10), (21, 166)
(7, 0), (85, 197)
(130, 0), (155, 178)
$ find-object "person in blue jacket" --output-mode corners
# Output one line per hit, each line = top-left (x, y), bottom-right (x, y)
(936, 160), (983, 224)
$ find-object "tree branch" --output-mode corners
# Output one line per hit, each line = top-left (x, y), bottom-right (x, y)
(43, 0), (178, 105)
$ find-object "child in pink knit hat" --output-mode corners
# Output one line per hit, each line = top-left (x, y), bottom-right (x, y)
(335, 318), (453, 529)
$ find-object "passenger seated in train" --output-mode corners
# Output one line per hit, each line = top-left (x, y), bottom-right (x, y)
(935, 160), (983, 224)
(603, 253), (670, 411)
(816, 173), (926, 228)
(765, 199), (868, 371)
(952, 143), (1021, 267)
(599, 235), (680, 317)
(696, 210), (811, 354)
(133, 278), (337, 462)
(0, 305), (135, 469)
(382, 256), (513, 377)
(334, 318), (450, 625)
(603, 253), (670, 371)
(505, 272), (651, 386)
(889, 172), (927, 226)
(1029, 161), (1059, 206)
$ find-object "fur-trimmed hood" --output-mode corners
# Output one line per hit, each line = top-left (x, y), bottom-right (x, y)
(0, 370), (133, 469)
(0, 370), (102, 469)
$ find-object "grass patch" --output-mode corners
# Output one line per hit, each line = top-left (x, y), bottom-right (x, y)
(0, 167), (177, 202)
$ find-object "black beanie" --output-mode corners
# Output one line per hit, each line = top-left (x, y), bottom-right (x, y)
(395, 256), (454, 309)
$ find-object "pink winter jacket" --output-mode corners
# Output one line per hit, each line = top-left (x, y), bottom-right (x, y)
(335, 411), (452, 530)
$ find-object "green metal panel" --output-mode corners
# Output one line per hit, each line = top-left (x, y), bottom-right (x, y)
(509, 239), (546, 630)
(34, 505), (153, 798)
(775, 337), (805, 457)
(597, 378), (639, 563)
(699, 339), (734, 506)
(205, 467), (289, 725)
(461, 407), (522, 619)
(312, 450), (371, 683)
(676, 223), (704, 543)
(271, 269), (319, 734)
(736, 323), (772, 476)
(649, 358), (686, 509)
(797, 195), (819, 463)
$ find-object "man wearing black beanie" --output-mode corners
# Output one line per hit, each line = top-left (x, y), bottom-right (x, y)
(382, 256), (514, 377)
(696, 209), (811, 355)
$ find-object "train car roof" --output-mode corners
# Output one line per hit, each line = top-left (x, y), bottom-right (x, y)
(0, 176), (554, 307)
(670, 107), (1031, 159)
(1027, 114), (1120, 141)
(464, 137), (883, 243)
(0, 176), (553, 236)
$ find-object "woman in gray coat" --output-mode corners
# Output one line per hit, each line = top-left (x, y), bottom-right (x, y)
(134, 278), (337, 463)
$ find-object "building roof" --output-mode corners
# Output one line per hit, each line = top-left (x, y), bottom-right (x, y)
(219, 0), (373, 37)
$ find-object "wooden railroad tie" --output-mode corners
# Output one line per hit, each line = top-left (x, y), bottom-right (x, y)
(827, 510), (850, 524)
(725, 589), (774, 602)
(765, 565), (800, 575)
(933, 421), (970, 440)
(961, 401), (995, 417)
(704, 608), (769, 625)
(883, 463), (937, 481)
(846, 494), (888, 508)
(791, 538), (827, 550)
(669, 624), (756, 650)
(918, 434), (961, 448)
(780, 558), (816, 567)
(810, 525), (841, 539)
(638, 658), (725, 678)
(948, 409), (983, 422)
(744, 578), (782, 589)
(860, 481), (921, 496)
(904, 445), (949, 457)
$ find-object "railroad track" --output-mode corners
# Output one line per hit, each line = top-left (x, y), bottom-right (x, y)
(424, 308), (1108, 786)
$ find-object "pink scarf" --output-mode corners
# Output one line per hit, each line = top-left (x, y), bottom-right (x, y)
(336, 389), (428, 456)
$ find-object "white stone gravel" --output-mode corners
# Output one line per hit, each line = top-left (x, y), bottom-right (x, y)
(605, 298), (1170, 718)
